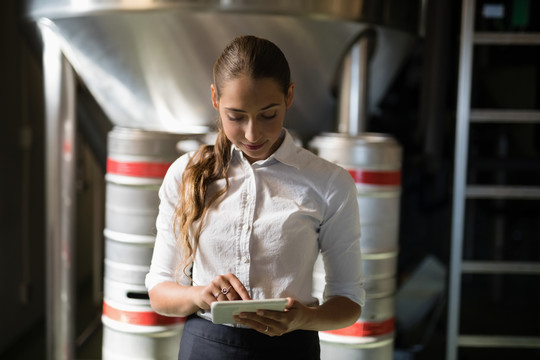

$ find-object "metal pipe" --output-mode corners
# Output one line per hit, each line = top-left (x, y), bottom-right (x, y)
(446, 0), (475, 359)
(39, 18), (77, 360)
(337, 30), (374, 136)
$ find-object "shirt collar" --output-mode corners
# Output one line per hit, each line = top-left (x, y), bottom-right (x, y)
(230, 128), (302, 169)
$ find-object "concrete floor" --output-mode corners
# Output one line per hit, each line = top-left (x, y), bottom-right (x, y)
(0, 310), (102, 360)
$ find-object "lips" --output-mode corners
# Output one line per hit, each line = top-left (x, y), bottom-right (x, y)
(244, 142), (266, 151)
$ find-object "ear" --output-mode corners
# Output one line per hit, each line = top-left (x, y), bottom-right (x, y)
(285, 83), (295, 109)
(211, 84), (219, 110)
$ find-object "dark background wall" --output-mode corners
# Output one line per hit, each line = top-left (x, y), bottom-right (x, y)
(0, 0), (46, 354)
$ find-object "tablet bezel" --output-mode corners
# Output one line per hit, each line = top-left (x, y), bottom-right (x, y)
(210, 298), (288, 324)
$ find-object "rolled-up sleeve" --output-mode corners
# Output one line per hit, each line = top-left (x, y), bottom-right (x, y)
(145, 154), (192, 291)
(318, 167), (365, 307)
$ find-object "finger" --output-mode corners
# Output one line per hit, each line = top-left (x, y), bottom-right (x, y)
(210, 275), (244, 301)
(204, 288), (221, 306)
(198, 285), (219, 309)
(220, 285), (234, 300)
(264, 325), (285, 337)
(261, 324), (274, 336)
(212, 290), (223, 300)
(253, 309), (289, 325)
(234, 315), (283, 337)
(233, 315), (267, 332)
(209, 276), (232, 301)
(224, 274), (251, 300)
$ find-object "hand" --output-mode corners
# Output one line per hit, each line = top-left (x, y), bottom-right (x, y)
(196, 273), (251, 311)
(233, 297), (307, 336)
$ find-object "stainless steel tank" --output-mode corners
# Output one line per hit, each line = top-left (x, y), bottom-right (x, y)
(25, 0), (419, 142)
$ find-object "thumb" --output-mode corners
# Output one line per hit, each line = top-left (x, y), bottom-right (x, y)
(285, 297), (295, 310)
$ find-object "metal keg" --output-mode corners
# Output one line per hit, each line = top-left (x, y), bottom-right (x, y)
(319, 295), (395, 359)
(102, 299), (184, 360)
(309, 132), (402, 360)
(322, 295), (395, 341)
(103, 127), (201, 359)
(362, 252), (397, 299)
(105, 127), (197, 235)
(320, 337), (394, 360)
(309, 132), (401, 254)
(104, 230), (155, 285)
(105, 182), (161, 236)
(312, 252), (397, 302)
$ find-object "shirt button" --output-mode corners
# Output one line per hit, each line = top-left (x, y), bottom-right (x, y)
(241, 256), (250, 264)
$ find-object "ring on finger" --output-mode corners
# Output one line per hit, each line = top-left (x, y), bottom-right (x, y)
(221, 285), (232, 296)
(265, 326), (269, 333)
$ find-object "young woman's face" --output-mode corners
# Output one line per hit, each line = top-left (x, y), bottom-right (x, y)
(212, 76), (294, 163)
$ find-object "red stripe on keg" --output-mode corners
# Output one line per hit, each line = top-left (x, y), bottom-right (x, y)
(102, 301), (185, 326)
(107, 158), (172, 178)
(323, 317), (394, 337)
(348, 170), (401, 186)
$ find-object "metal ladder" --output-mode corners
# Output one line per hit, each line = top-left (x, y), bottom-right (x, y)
(446, 0), (540, 359)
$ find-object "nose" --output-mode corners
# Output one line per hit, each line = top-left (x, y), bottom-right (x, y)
(244, 119), (261, 143)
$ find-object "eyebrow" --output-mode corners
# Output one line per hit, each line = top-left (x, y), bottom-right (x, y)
(225, 103), (280, 113)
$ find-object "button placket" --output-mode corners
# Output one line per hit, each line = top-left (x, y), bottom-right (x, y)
(236, 160), (256, 291)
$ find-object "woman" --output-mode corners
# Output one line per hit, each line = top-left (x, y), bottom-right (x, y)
(146, 35), (365, 359)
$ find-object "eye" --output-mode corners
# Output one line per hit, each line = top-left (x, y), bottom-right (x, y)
(227, 114), (244, 121)
(260, 111), (277, 120)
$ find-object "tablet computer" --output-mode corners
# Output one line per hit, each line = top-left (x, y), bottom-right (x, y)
(210, 298), (288, 324)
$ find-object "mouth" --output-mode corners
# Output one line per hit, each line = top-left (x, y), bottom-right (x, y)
(243, 142), (266, 151)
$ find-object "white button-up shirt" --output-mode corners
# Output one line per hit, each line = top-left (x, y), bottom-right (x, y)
(146, 130), (365, 309)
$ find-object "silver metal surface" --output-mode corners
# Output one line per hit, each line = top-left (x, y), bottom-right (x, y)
(47, 13), (366, 139)
(338, 30), (374, 136)
(102, 318), (183, 360)
(458, 335), (540, 348)
(470, 109), (540, 123)
(310, 132), (400, 360)
(309, 133), (402, 169)
(447, 1), (475, 359)
(103, 127), (193, 358)
(26, 6), (417, 141)
(46, 13), (415, 140)
(461, 261), (540, 275)
(105, 183), (161, 235)
(107, 127), (193, 166)
(358, 295), (395, 324)
(474, 32), (540, 45)
(25, 0), (421, 34)
(356, 196), (401, 253)
(466, 185), (540, 199)
(40, 18), (77, 360)
(320, 337), (394, 359)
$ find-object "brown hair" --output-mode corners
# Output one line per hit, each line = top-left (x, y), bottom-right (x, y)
(174, 35), (292, 279)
